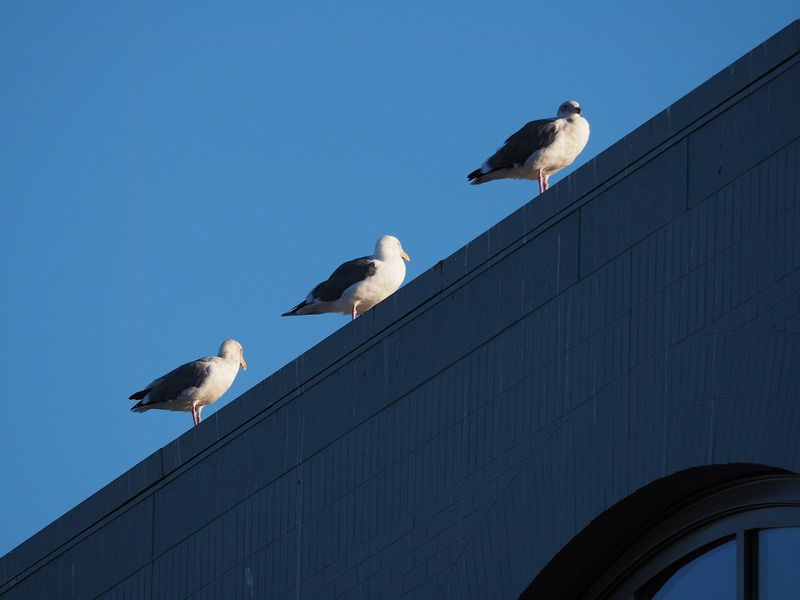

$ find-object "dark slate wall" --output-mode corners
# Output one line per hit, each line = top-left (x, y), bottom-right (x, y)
(2, 21), (800, 600)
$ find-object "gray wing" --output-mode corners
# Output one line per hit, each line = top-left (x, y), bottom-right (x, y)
(312, 257), (377, 302)
(485, 118), (559, 170)
(130, 359), (211, 405)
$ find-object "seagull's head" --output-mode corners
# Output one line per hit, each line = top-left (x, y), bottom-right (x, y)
(558, 100), (582, 118)
(220, 339), (247, 371)
(375, 235), (410, 262)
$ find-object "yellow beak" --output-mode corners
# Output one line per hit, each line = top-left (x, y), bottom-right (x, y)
(401, 250), (410, 262)
(240, 357), (248, 371)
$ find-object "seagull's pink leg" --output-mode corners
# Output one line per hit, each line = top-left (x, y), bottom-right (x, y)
(197, 407), (202, 424)
(351, 304), (358, 320)
(191, 406), (198, 426)
(537, 173), (544, 194)
(543, 175), (549, 191)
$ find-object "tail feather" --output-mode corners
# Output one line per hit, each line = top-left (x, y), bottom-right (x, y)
(131, 400), (149, 413)
(129, 388), (150, 400)
(282, 301), (308, 316)
(468, 167), (513, 185)
(467, 167), (492, 185)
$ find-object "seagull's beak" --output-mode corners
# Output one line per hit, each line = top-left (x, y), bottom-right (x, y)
(401, 250), (410, 262)
(240, 357), (248, 371)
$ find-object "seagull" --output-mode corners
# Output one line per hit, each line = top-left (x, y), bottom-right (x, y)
(282, 235), (410, 320)
(129, 339), (247, 426)
(468, 100), (590, 194)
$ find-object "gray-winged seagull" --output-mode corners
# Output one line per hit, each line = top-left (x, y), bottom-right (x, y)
(129, 339), (247, 426)
(468, 100), (590, 194)
(282, 235), (410, 320)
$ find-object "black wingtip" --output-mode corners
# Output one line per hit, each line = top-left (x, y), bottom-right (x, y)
(129, 389), (149, 400)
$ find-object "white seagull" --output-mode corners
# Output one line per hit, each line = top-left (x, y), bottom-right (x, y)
(468, 100), (590, 194)
(129, 339), (247, 426)
(282, 235), (410, 320)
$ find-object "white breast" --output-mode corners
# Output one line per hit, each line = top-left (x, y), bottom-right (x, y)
(526, 115), (590, 176)
(195, 358), (239, 407)
(346, 258), (406, 311)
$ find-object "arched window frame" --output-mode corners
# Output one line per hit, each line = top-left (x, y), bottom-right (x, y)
(520, 468), (800, 600)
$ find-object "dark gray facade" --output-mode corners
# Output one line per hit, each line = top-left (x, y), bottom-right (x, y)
(3, 21), (800, 600)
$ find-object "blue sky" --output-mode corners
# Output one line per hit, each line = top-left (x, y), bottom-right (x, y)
(0, 1), (797, 557)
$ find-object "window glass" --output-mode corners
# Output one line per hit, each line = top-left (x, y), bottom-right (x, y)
(759, 527), (800, 600)
(650, 540), (736, 600)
